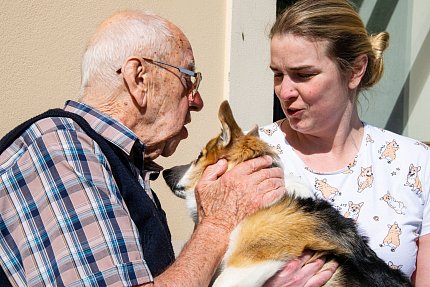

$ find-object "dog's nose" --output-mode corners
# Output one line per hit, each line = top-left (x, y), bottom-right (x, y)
(162, 164), (191, 190)
(162, 168), (176, 189)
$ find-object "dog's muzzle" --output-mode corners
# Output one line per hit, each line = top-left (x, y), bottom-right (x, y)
(162, 163), (191, 198)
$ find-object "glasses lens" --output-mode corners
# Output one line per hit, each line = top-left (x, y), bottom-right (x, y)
(193, 72), (202, 93)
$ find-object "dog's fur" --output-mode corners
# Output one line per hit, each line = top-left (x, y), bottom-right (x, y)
(162, 101), (411, 287)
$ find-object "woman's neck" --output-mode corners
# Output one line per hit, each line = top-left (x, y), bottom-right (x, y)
(281, 116), (364, 173)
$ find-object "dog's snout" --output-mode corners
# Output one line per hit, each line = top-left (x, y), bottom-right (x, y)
(162, 169), (177, 190)
(162, 164), (191, 191)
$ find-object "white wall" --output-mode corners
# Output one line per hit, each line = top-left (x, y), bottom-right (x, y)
(358, 0), (430, 142)
(225, 0), (276, 131)
(405, 0), (430, 142)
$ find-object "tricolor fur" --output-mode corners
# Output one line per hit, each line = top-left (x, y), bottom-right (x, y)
(162, 101), (411, 287)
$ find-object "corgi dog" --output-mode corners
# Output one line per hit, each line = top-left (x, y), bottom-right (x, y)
(162, 101), (411, 287)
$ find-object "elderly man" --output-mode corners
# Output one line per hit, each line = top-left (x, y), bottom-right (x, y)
(0, 10), (287, 286)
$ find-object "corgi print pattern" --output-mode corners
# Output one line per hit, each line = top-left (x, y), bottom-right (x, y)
(380, 222), (402, 252)
(357, 166), (374, 193)
(257, 120), (429, 279)
(379, 139), (399, 163)
(343, 156), (357, 174)
(314, 178), (341, 201)
(366, 134), (375, 145)
(344, 201), (364, 221)
(404, 164), (423, 195)
(163, 101), (412, 287)
(388, 261), (403, 271)
(380, 191), (406, 215)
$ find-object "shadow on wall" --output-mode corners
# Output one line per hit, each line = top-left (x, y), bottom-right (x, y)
(388, 28), (430, 134)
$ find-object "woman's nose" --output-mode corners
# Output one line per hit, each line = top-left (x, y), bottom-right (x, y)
(278, 76), (298, 100)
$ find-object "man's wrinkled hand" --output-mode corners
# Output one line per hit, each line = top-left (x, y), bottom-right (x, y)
(195, 155), (286, 231)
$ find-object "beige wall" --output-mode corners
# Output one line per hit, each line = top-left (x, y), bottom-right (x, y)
(0, 0), (275, 254)
(1, 0), (228, 254)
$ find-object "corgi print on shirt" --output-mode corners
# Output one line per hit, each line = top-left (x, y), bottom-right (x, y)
(404, 164), (423, 196)
(258, 121), (429, 279)
(379, 139), (399, 164)
(357, 166), (374, 193)
(380, 191), (406, 215)
(380, 222), (402, 252)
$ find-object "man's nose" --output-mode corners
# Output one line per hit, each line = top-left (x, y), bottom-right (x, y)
(189, 91), (204, 112)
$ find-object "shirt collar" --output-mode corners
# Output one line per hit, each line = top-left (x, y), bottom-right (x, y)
(63, 100), (144, 157)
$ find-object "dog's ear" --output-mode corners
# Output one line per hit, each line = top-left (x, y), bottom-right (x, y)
(218, 101), (243, 147)
(246, 125), (260, 138)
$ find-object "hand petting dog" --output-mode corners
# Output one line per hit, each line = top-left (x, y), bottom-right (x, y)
(195, 155), (286, 232)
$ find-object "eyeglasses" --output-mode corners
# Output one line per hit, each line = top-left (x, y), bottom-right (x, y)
(117, 57), (202, 98)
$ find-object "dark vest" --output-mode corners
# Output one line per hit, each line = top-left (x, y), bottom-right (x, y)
(0, 109), (175, 286)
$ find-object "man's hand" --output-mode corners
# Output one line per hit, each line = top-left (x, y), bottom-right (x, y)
(263, 252), (339, 287)
(194, 155), (285, 231)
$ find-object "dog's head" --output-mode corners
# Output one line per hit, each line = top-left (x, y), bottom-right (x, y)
(162, 100), (281, 221)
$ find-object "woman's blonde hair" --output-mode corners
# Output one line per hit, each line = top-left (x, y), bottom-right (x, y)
(270, 0), (389, 91)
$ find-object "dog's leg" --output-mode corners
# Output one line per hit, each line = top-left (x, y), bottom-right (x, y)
(213, 223), (287, 287)
(213, 261), (284, 287)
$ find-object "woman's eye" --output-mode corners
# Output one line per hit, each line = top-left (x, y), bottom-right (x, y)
(297, 73), (316, 79)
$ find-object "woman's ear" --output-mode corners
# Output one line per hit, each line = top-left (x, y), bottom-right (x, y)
(348, 54), (368, 90)
(121, 57), (148, 108)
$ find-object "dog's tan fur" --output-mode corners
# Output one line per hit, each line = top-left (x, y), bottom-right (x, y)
(163, 101), (411, 287)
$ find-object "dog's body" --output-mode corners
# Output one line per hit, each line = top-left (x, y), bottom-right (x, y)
(162, 101), (411, 287)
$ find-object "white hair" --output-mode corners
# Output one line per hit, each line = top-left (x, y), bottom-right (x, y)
(79, 11), (173, 100)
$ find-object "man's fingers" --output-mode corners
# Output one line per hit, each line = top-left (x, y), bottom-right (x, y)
(200, 159), (228, 181)
(235, 155), (273, 174)
(251, 166), (285, 206)
(262, 188), (286, 206)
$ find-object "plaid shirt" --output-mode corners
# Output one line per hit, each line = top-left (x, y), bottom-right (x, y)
(0, 101), (153, 286)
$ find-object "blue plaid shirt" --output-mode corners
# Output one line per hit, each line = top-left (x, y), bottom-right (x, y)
(0, 101), (153, 286)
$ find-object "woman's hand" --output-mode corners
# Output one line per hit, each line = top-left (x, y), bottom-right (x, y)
(263, 252), (338, 287)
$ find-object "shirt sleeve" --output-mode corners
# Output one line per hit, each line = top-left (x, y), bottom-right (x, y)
(0, 128), (153, 287)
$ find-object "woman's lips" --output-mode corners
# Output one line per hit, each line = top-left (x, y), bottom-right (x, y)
(286, 107), (303, 117)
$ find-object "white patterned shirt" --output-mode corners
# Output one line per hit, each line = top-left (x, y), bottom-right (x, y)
(258, 121), (430, 279)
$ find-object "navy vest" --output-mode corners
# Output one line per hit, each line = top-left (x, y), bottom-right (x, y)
(0, 109), (175, 285)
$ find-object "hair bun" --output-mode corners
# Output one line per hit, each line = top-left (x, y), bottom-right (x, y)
(370, 32), (390, 59)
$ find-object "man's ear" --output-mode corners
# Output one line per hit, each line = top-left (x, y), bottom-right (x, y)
(348, 54), (368, 90)
(121, 57), (149, 108)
